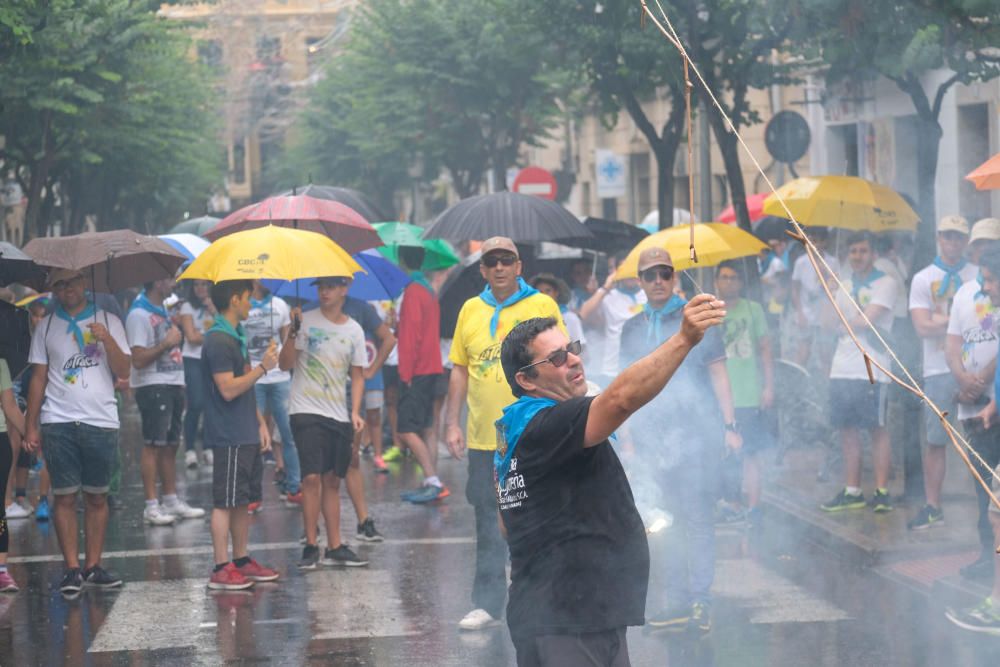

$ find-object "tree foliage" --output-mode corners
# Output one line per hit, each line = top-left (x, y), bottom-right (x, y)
(0, 0), (222, 239)
(284, 0), (565, 208)
(800, 0), (1000, 261)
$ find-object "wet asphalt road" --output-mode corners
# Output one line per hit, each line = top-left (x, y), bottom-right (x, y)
(2, 405), (1000, 666)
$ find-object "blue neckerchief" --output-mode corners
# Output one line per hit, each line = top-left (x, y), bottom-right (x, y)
(479, 278), (539, 338)
(250, 294), (272, 311)
(558, 303), (568, 314)
(129, 291), (168, 318)
(54, 301), (96, 352)
(977, 270), (987, 299)
(409, 271), (433, 293)
(850, 268), (885, 303)
(644, 295), (686, 344)
(208, 314), (248, 359)
(932, 256), (968, 298)
(494, 395), (558, 488)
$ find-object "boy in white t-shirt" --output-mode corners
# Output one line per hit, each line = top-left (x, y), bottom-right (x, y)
(907, 215), (977, 530)
(24, 269), (132, 597)
(821, 232), (900, 514)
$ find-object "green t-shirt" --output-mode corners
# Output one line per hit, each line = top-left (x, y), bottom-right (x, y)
(721, 298), (769, 408)
(0, 359), (11, 434)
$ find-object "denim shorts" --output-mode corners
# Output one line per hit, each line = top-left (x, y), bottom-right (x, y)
(41, 422), (118, 495)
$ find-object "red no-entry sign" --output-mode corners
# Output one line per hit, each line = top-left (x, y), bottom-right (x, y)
(512, 166), (557, 200)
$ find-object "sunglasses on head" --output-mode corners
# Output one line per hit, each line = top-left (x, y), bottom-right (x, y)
(481, 253), (517, 268)
(639, 266), (674, 283)
(519, 340), (582, 373)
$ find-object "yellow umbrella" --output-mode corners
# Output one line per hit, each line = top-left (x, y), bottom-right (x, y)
(179, 225), (363, 283)
(761, 176), (918, 231)
(615, 223), (767, 279)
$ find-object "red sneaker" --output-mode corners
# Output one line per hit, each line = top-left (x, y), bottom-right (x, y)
(436, 485), (451, 500)
(284, 492), (303, 507)
(208, 562), (254, 590)
(247, 501), (262, 514)
(237, 558), (280, 582)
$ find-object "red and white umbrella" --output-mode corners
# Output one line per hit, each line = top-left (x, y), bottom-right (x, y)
(205, 194), (382, 255)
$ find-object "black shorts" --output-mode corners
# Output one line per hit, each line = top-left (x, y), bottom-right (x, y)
(16, 449), (37, 470)
(291, 413), (353, 478)
(398, 374), (439, 434)
(212, 444), (262, 509)
(735, 407), (775, 455)
(135, 385), (185, 445)
(829, 379), (888, 430)
(434, 368), (451, 399)
(511, 627), (630, 667)
(383, 365), (400, 390)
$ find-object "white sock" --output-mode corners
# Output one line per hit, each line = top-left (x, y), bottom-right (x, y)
(163, 494), (179, 506)
(425, 476), (442, 488)
(845, 486), (862, 496)
(145, 499), (158, 509)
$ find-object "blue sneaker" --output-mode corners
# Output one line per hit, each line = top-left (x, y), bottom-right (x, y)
(35, 497), (50, 522)
(406, 484), (447, 504)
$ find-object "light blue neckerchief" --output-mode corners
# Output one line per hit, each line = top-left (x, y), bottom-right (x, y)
(932, 256), (968, 297)
(129, 291), (168, 318)
(54, 301), (96, 352)
(494, 395), (558, 488)
(850, 268), (886, 303)
(644, 295), (687, 344)
(208, 314), (248, 359)
(409, 271), (433, 293)
(250, 294), (272, 311)
(479, 278), (539, 338)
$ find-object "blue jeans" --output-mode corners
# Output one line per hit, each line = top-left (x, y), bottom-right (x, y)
(183, 357), (204, 453)
(254, 381), (300, 494)
(660, 446), (718, 607)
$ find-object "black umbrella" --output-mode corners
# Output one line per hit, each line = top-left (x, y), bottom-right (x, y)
(439, 251), (486, 339)
(424, 191), (594, 244)
(277, 185), (388, 223)
(0, 242), (45, 289)
(0, 300), (31, 379)
(556, 217), (648, 253)
(753, 216), (795, 242)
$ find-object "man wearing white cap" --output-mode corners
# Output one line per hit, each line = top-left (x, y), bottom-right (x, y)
(969, 218), (1000, 265)
(907, 215), (978, 530)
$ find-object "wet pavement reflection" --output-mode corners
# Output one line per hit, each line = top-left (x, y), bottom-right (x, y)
(2, 408), (1000, 665)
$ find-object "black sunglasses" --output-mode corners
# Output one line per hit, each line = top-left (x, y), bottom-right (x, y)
(481, 254), (518, 268)
(639, 266), (674, 283)
(519, 340), (582, 373)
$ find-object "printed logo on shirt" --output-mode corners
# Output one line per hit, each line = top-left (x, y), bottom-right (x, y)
(629, 303), (645, 315)
(63, 330), (101, 385)
(306, 327), (330, 352)
(149, 313), (183, 373)
(723, 317), (754, 360)
(496, 456), (528, 510)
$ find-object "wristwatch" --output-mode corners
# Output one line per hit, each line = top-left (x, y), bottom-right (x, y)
(724, 421), (739, 433)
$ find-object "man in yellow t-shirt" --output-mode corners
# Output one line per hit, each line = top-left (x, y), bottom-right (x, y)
(445, 236), (565, 631)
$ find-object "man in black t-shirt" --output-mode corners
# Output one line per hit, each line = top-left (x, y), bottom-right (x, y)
(496, 293), (727, 667)
(201, 280), (281, 591)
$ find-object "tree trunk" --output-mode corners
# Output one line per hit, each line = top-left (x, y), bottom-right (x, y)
(655, 148), (677, 233)
(913, 113), (942, 268)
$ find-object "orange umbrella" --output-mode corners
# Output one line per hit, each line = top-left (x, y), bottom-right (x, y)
(967, 153), (1000, 191)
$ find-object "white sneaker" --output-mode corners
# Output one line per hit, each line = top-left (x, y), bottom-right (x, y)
(458, 608), (501, 631)
(143, 503), (176, 526)
(184, 450), (198, 469)
(5, 502), (32, 519)
(202, 450), (214, 466)
(163, 499), (205, 520)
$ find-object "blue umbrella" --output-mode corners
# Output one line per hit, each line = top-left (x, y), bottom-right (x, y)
(262, 249), (409, 302)
(158, 233), (210, 268)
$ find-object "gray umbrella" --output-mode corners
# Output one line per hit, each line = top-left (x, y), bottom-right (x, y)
(0, 241), (45, 288)
(424, 191), (594, 244)
(23, 229), (187, 293)
(166, 215), (221, 237)
(277, 185), (387, 223)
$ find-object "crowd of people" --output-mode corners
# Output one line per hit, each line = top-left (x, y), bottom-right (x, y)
(3, 213), (1000, 662)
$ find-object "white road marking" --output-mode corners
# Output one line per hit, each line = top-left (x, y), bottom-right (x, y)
(714, 559), (851, 624)
(9, 536), (474, 565)
(308, 569), (420, 640)
(88, 579), (206, 653)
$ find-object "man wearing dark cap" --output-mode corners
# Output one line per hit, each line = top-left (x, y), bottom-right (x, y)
(619, 247), (740, 634)
(496, 292), (727, 666)
(444, 236), (565, 631)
